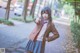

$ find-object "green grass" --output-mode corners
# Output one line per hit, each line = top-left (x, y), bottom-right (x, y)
(12, 17), (23, 21)
(3, 20), (14, 26)
(12, 16), (34, 23)
(0, 18), (4, 23)
(0, 18), (14, 26)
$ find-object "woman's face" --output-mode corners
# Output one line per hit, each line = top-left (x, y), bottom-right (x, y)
(42, 11), (49, 20)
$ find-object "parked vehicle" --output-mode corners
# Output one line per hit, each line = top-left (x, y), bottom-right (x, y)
(14, 5), (23, 16)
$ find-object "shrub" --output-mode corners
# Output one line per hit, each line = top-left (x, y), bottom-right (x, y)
(71, 21), (80, 48)
(0, 18), (14, 26)
(3, 20), (14, 26)
(12, 16), (34, 23)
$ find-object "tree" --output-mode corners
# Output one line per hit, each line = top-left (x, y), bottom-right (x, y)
(72, 1), (80, 53)
(37, 0), (41, 17)
(22, 0), (29, 22)
(30, 0), (38, 18)
(5, 0), (11, 20)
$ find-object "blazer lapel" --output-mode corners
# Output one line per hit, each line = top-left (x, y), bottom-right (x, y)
(29, 23), (43, 41)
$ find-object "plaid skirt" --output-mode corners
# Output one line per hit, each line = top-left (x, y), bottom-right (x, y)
(26, 40), (42, 53)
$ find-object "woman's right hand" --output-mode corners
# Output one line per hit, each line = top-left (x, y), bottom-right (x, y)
(35, 18), (41, 25)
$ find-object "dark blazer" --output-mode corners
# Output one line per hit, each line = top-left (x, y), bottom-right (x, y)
(29, 18), (59, 53)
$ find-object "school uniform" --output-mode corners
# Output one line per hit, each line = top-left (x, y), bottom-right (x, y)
(26, 7), (59, 53)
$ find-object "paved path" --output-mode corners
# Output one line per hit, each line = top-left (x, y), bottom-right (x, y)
(0, 18), (71, 53)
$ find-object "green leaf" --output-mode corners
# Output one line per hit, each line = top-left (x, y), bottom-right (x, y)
(31, 0), (34, 2)
(66, 0), (80, 2)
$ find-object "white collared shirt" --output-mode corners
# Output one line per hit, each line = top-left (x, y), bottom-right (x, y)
(37, 20), (49, 41)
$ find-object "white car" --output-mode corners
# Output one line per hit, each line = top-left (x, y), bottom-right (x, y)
(14, 6), (23, 16)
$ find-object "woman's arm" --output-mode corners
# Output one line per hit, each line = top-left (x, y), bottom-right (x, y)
(46, 23), (59, 42)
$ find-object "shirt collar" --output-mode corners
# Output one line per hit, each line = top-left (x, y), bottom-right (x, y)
(44, 20), (49, 23)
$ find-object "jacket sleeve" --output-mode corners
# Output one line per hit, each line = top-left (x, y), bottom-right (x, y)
(47, 23), (59, 42)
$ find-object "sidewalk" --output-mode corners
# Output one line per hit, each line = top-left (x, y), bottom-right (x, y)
(0, 17), (71, 53)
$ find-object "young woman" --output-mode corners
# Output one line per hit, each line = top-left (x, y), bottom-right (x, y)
(26, 6), (59, 53)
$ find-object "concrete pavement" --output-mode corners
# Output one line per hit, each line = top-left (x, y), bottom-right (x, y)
(0, 18), (71, 53)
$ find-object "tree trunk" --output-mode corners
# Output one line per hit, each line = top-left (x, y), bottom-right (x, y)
(36, 0), (42, 17)
(30, 0), (38, 18)
(5, 0), (11, 20)
(22, 0), (29, 22)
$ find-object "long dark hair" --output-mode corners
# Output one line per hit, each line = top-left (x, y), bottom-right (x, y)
(41, 6), (52, 22)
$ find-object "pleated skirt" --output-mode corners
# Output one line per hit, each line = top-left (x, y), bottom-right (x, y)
(26, 40), (42, 53)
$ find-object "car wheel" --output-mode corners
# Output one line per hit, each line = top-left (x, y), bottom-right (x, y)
(18, 14), (21, 16)
(14, 13), (17, 15)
